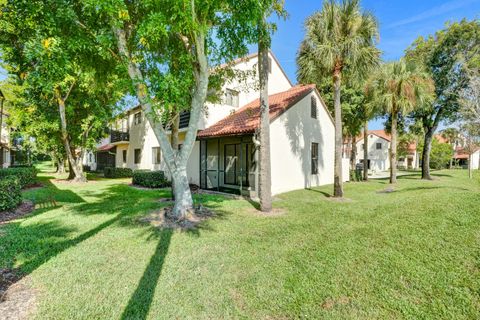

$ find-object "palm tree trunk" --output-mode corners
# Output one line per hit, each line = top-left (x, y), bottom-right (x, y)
(349, 135), (357, 172)
(421, 129), (433, 180)
(390, 111), (398, 184)
(333, 67), (343, 197)
(258, 33), (272, 212)
(363, 121), (369, 181)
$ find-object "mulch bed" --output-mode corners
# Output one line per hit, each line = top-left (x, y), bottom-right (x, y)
(0, 269), (37, 320)
(0, 201), (35, 225)
(140, 205), (215, 230)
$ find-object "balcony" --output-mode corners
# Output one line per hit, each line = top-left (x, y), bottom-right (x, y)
(110, 130), (130, 144)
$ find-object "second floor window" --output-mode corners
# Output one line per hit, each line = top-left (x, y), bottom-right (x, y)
(134, 149), (141, 164)
(376, 143), (382, 150)
(134, 112), (142, 125)
(311, 96), (317, 119)
(311, 143), (319, 175)
(224, 89), (239, 108)
(152, 147), (161, 164)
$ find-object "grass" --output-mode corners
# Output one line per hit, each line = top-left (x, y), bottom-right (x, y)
(1, 164), (479, 319)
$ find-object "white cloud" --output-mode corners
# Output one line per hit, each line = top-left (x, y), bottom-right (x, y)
(386, 0), (479, 29)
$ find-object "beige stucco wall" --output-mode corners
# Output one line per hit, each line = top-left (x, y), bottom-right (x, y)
(269, 91), (336, 196)
(199, 52), (292, 130)
(355, 134), (390, 172)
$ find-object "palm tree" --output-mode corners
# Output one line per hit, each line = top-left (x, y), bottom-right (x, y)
(297, 0), (380, 197)
(369, 60), (434, 184)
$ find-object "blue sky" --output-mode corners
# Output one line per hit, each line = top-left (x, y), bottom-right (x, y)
(1, 0), (479, 129)
(270, 0), (480, 129)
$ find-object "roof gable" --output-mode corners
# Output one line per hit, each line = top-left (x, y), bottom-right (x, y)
(197, 84), (316, 138)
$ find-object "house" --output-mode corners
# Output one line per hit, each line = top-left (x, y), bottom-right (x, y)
(86, 51), (341, 197)
(344, 130), (419, 172)
(453, 146), (480, 169)
(434, 133), (480, 170)
(0, 109), (12, 168)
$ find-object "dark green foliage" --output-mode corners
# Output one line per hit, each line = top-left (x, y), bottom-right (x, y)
(132, 170), (170, 188)
(0, 167), (38, 189)
(104, 167), (133, 179)
(419, 139), (454, 169)
(0, 176), (22, 211)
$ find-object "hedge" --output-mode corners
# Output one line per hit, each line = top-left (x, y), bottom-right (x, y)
(0, 167), (37, 189)
(0, 176), (22, 212)
(104, 167), (133, 178)
(132, 170), (170, 188)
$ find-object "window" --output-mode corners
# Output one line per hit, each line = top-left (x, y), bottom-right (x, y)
(152, 147), (161, 164)
(311, 143), (319, 174)
(224, 89), (239, 108)
(362, 144), (365, 150)
(89, 153), (93, 162)
(134, 112), (142, 125)
(376, 143), (382, 150)
(311, 96), (317, 119)
(268, 57), (272, 74)
(134, 149), (141, 164)
(122, 150), (127, 163)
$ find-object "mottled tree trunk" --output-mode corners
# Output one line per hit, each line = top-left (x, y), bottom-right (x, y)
(258, 35), (272, 212)
(363, 122), (369, 181)
(114, 27), (209, 220)
(390, 112), (398, 184)
(58, 98), (86, 183)
(57, 158), (65, 174)
(421, 129), (434, 180)
(333, 67), (343, 197)
(170, 112), (180, 201)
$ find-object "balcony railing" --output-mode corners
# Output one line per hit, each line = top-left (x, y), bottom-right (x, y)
(110, 130), (130, 143)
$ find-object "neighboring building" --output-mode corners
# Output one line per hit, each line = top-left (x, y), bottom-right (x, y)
(343, 130), (419, 173)
(0, 110), (12, 168)
(86, 51), (341, 197)
(453, 146), (480, 169)
(434, 133), (480, 170)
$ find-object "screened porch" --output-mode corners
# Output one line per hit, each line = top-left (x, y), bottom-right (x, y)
(199, 135), (258, 197)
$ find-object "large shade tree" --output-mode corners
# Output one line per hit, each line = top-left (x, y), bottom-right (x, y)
(367, 60), (434, 184)
(0, 0), (124, 182)
(297, 0), (380, 197)
(405, 19), (480, 180)
(80, 0), (285, 219)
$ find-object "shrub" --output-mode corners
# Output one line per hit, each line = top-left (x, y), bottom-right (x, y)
(104, 167), (133, 178)
(0, 176), (22, 212)
(132, 170), (170, 188)
(0, 167), (38, 188)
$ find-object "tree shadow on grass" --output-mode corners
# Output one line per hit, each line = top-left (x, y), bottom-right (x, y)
(394, 186), (470, 193)
(2, 177), (235, 318)
(120, 229), (173, 320)
(306, 188), (332, 198)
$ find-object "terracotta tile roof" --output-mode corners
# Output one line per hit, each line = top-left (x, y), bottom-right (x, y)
(435, 135), (449, 144)
(454, 146), (480, 159)
(97, 144), (114, 151)
(197, 84), (316, 138)
(356, 130), (391, 142)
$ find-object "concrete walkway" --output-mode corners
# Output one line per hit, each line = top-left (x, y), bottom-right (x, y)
(369, 170), (415, 179)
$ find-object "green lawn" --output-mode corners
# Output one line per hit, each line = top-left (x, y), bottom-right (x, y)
(1, 165), (479, 319)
